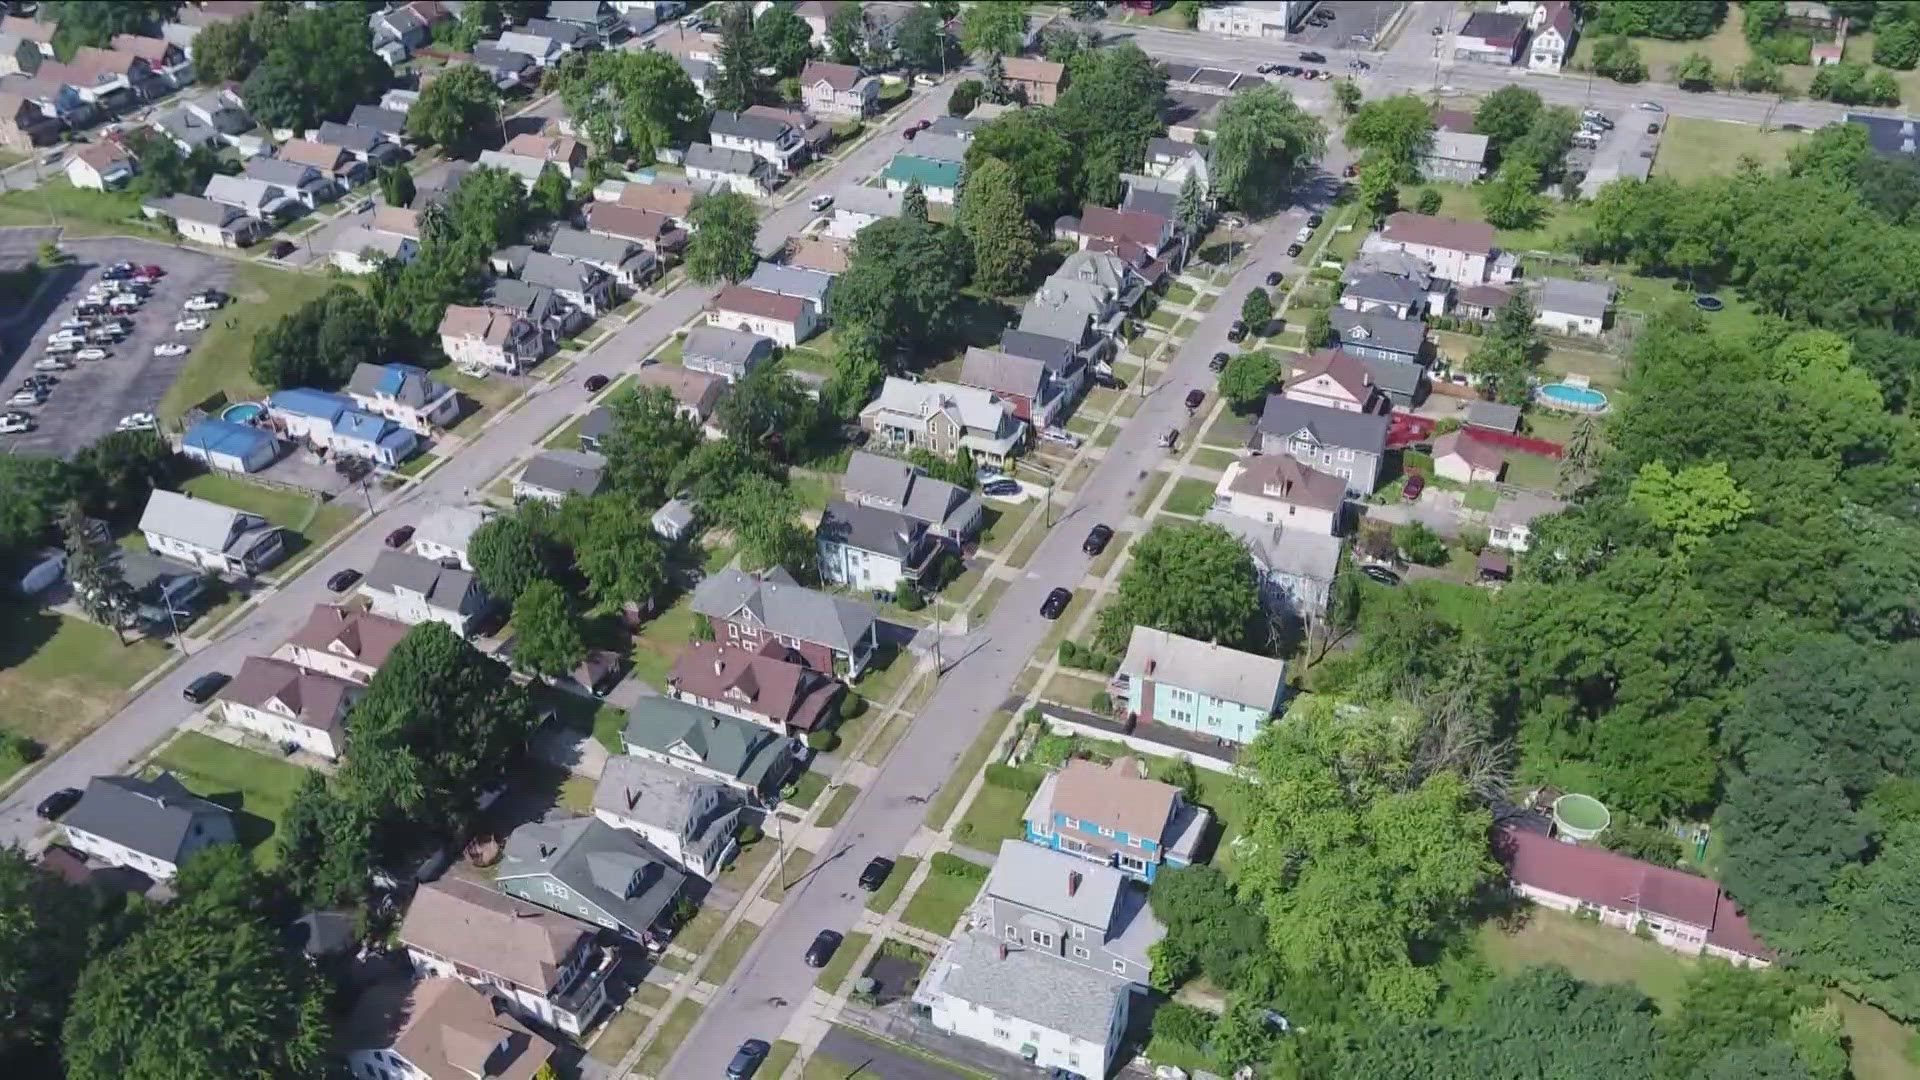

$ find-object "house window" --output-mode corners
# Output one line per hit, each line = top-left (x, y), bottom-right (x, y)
(1127, 835), (1142, 848)
(993, 1027), (1011, 1040)
(1073, 946), (1091, 959)
(1071, 926), (1085, 940)
(1060, 815), (1078, 829)
(1113, 959), (1128, 975)
(1096, 824), (1115, 837)
(1119, 854), (1148, 873)
(1030, 929), (1055, 949)
(1338, 448), (1354, 462)
(1006, 925), (1019, 941)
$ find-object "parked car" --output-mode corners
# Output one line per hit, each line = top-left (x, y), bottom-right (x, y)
(1040, 426), (1080, 447)
(1083, 524), (1113, 556)
(44, 339), (77, 355)
(182, 296), (222, 312)
(1091, 369), (1126, 390)
(1360, 564), (1402, 587)
(1286, 242), (1304, 257)
(1294, 224), (1314, 244)
(34, 356), (73, 371)
(0, 413), (33, 434)
(74, 348), (108, 361)
(152, 342), (189, 357)
(1227, 320), (1247, 342)
(327, 568), (362, 592)
(808, 193), (834, 212)
(1402, 471), (1426, 501)
(175, 317), (209, 332)
(385, 525), (415, 548)
(1635, 100), (1665, 112)
(182, 671), (230, 704)
(1265, 270), (1283, 287)
(1209, 351), (1229, 373)
(35, 787), (82, 820)
(1299, 51), (1327, 63)
(1185, 388), (1205, 410)
(268, 239), (295, 259)
(1040, 586), (1072, 620)
(859, 857), (894, 891)
(117, 413), (157, 431)
(584, 373), (610, 392)
(7, 389), (45, 407)
(141, 265), (165, 278)
(727, 1039), (771, 1080)
(804, 930), (842, 968)
(982, 478), (1021, 498)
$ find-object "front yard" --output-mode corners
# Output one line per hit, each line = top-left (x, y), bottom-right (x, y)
(0, 605), (171, 777)
(150, 731), (314, 867)
(180, 472), (357, 559)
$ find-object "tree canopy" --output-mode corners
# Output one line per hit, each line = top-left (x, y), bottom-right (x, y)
(958, 155), (1041, 294)
(1210, 84), (1327, 215)
(407, 63), (500, 160)
(558, 49), (706, 164)
(828, 215), (972, 364)
(1345, 94), (1434, 183)
(240, 2), (391, 131)
(1095, 522), (1262, 652)
(684, 192), (762, 284)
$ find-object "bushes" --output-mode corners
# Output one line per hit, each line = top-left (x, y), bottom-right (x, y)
(1153, 1001), (1216, 1050)
(1091, 690), (1113, 713)
(896, 586), (926, 612)
(838, 693), (868, 721)
(928, 852), (989, 881)
(0, 733), (43, 779)
(808, 729), (842, 752)
(983, 762), (1043, 795)
(1057, 639), (1120, 673)
(1309, 265), (1343, 282)
(1393, 521), (1449, 566)
(737, 820), (763, 846)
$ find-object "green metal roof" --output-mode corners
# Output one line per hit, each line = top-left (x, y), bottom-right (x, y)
(621, 697), (792, 789)
(883, 153), (963, 189)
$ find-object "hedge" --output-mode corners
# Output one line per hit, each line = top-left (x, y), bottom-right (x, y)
(983, 762), (1043, 795)
(929, 852), (989, 880)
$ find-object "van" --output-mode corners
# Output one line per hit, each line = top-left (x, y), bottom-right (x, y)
(1571, 132), (1601, 149)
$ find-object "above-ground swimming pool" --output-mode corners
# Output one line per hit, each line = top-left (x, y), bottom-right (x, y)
(1536, 382), (1609, 413)
(220, 402), (265, 423)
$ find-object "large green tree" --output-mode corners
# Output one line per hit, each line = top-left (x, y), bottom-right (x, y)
(1344, 94), (1434, 183)
(468, 509), (562, 604)
(40, 1), (171, 59)
(557, 49), (706, 164)
(712, 0), (765, 111)
(1053, 44), (1168, 205)
(600, 384), (703, 504)
(511, 578), (585, 679)
(240, 3), (391, 130)
(965, 108), (1078, 221)
(1210, 84), (1326, 215)
(829, 215), (971, 362)
(249, 285), (390, 390)
(0, 847), (96, 1065)
(575, 496), (669, 610)
(958, 156), (1040, 294)
(406, 63), (500, 159)
(683, 192), (762, 284)
(960, 1), (1026, 57)
(753, 2), (816, 78)
(1095, 522), (1262, 652)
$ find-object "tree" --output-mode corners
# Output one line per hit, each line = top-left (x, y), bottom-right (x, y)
(1217, 349), (1280, 411)
(825, 1), (866, 64)
(958, 156), (1040, 294)
(1588, 1), (1726, 39)
(406, 63), (500, 159)
(1240, 287), (1274, 332)
(1176, 171), (1208, 235)
(530, 163), (570, 220)
(1480, 160), (1545, 229)
(1467, 291), (1541, 405)
(192, 14), (264, 84)
(948, 78), (984, 116)
(1737, 55), (1783, 92)
(896, 3), (946, 71)
(511, 579), (585, 679)
(829, 215), (971, 359)
(1303, 306), (1331, 349)
(378, 165), (415, 209)
(1473, 84), (1542, 159)
(1627, 460), (1754, 554)
(712, 0), (765, 111)
(1416, 187), (1443, 214)
(1357, 156), (1399, 222)
(0, 454), (72, 563)
(714, 475), (815, 580)
(717, 367), (820, 459)
(1344, 94), (1433, 182)
(557, 50), (705, 164)
(0, 847), (95, 1065)
(902, 177), (929, 222)
(121, 129), (222, 201)
(73, 429), (179, 520)
(1675, 51), (1717, 90)
(1053, 45), (1168, 205)
(961, 1), (1026, 58)
(1393, 521), (1447, 565)
(61, 501), (131, 645)
(823, 333), (887, 419)
(468, 512), (561, 604)
(575, 498), (669, 611)
(1877, 21), (1920, 70)
(1334, 78), (1362, 116)
(249, 286), (389, 390)
(684, 192), (761, 284)
(1210, 84), (1327, 215)
(240, 3), (392, 130)
(40, 1), (171, 59)
(753, 3), (816, 78)
(601, 385), (703, 504)
(1592, 35), (1648, 83)
(966, 108), (1078, 220)
(1096, 522), (1262, 652)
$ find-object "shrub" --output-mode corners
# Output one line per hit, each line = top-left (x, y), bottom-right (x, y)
(1091, 690), (1113, 713)
(1152, 1001), (1217, 1051)
(984, 762), (1044, 794)
(737, 820), (764, 846)
(838, 693), (867, 720)
(1027, 731), (1077, 766)
(0, 734), (43, 777)
(1310, 265), (1342, 281)
(1416, 187), (1442, 215)
(897, 586), (925, 611)
(1461, 526), (1490, 554)
(929, 852), (989, 880)
(808, 729), (842, 752)
(1393, 521), (1449, 566)
(1434, 416), (1463, 435)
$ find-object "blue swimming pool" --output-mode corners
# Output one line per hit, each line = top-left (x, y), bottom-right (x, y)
(1536, 383), (1609, 412)
(221, 402), (264, 423)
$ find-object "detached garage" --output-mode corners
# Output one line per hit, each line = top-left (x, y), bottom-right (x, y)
(181, 418), (279, 474)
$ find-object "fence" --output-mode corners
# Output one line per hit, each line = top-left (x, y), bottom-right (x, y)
(1037, 704), (1239, 775)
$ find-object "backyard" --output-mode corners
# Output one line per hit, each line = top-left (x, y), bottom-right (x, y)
(0, 178), (164, 238)
(159, 263), (342, 421)
(1650, 116), (1806, 182)
(899, 854), (988, 935)
(180, 472), (358, 558)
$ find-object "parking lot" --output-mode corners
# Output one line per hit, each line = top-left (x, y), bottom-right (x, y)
(1575, 107), (1666, 198)
(0, 235), (239, 458)
(1291, 0), (1404, 49)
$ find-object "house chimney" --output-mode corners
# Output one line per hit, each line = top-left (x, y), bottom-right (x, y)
(1067, 871), (1081, 896)
(714, 658), (725, 677)
(998, 942), (1008, 960)
(1146, 659), (1156, 676)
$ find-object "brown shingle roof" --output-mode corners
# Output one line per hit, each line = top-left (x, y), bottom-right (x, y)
(398, 877), (588, 991)
(634, 363), (726, 414)
(587, 201), (674, 241)
(801, 60), (864, 91)
(346, 978), (553, 1080)
(667, 640), (841, 732)
(617, 179), (701, 218)
(1002, 56), (1065, 86)
(286, 603), (412, 672)
(786, 236), (851, 274)
(73, 142), (131, 170)
(715, 285), (807, 324)
(371, 205), (420, 238)
(218, 656), (355, 736)
(1285, 349), (1374, 404)
(1434, 429), (1506, 473)
(278, 138), (345, 170)
(503, 131), (583, 164)
(111, 34), (172, 62)
(1226, 453), (1348, 513)
(1382, 211), (1495, 256)
(1079, 204), (1167, 248)
(1051, 757), (1178, 845)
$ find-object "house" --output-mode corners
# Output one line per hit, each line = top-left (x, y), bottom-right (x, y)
(1024, 757), (1210, 883)
(1, 72), (93, 130)
(1421, 129), (1491, 183)
(685, 141), (777, 197)
(1284, 350), (1385, 415)
(1338, 269), (1427, 322)
(1497, 823), (1773, 967)
(1455, 10), (1529, 65)
(1432, 429), (1507, 485)
(1467, 400), (1524, 434)
(496, 816), (688, 946)
(709, 109), (806, 173)
(438, 304), (546, 375)
(217, 655), (358, 759)
(514, 449), (607, 503)
(1002, 55), (1066, 106)
(620, 696), (796, 799)
(817, 498), (939, 593)
(181, 417), (279, 474)
(523, 16), (596, 53)
(906, 131), (970, 166)
(410, 505), (491, 572)
(244, 156), (333, 208)
(519, 250), (616, 317)
(266, 388), (419, 466)
(0, 90), (58, 152)
(882, 152), (963, 204)
(41, 47), (155, 110)
(1255, 396), (1390, 495)
(1488, 490), (1564, 553)
(799, 59), (877, 120)
(667, 640), (843, 737)
(785, 235), (852, 275)
(275, 603), (412, 685)
(1143, 137), (1211, 194)
(471, 43), (539, 88)
(64, 142), (134, 191)
(859, 376), (1029, 467)
(278, 137), (368, 186)
(593, 753), (745, 879)
(1208, 511), (1345, 622)
(1380, 211), (1509, 283)
(1213, 454), (1348, 536)
(492, 29), (567, 67)
(652, 497), (697, 541)
(1330, 303), (1426, 366)
(139, 489), (284, 576)
(315, 121), (408, 167)
(709, 285), (818, 347)
(584, 203), (686, 261)
(202, 174), (298, 222)
(501, 132), (585, 172)
(369, 1), (450, 51)
(343, 977), (555, 1080)
(633, 361), (728, 426)
(827, 184), (904, 239)
(151, 92), (258, 157)
(1536, 277), (1614, 336)
(917, 840), (1160, 1079)
(616, 176), (707, 219)
(0, 16), (54, 61)
(140, 193), (262, 248)
(330, 224), (417, 274)
(549, 227), (658, 289)
(927, 115), (981, 140)
(398, 876), (616, 1037)
(359, 549), (489, 634)
(1065, 204), (1180, 263)
(488, 276), (589, 345)
(959, 346), (1060, 427)
(681, 324), (773, 383)
(689, 564), (880, 678)
(58, 773), (236, 881)
(547, 0), (625, 44)
(346, 362), (460, 435)
(841, 450), (984, 543)
(1116, 626), (1289, 746)
(746, 262), (833, 319)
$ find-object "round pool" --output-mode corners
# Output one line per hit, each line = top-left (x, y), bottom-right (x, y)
(1536, 382), (1610, 413)
(1694, 295), (1724, 312)
(220, 402), (265, 423)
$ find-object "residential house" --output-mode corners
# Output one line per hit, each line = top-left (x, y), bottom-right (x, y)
(278, 137), (368, 186)
(1212, 454), (1348, 536)
(1208, 511), (1345, 622)
(549, 227), (658, 289)
(243, 156), (333, 208)
(1196, 2), (1300, 38)
(159, 1), (256, 57)
(493, 30), (567, 67)
(40, 47), (154, 112)
(746, 262), (833, 319)
(906, 131), (970, 166)
(709, 109), (806, 173)
(859, 376), (1029, 467)
(1116, 626), (1289, 746)
(1254, 396), (1391, 495)
(518, 250), (615, 317)
(1536, 277), (1613, 336)
(709, 285), (818, 347)
(1454, 282), (1516, 321)
(1421, 129), (1491, 183)
(485, 277), (590, 343)
(666, 640), (843, 738)
(1455, 10), (1529, 65)
(685, 141), (777, 197)
(1497, 823), (1773, 967)
(998, 328), (1088, 397)
(140, 193), (262, 248)
(1120, 175), (1180, 224)
(547, 0), (625, 44)
(505, 130), (588, 169)
(514, 449), (607, 503)
(343, 977), (555, 1080)
(799, 59), (877, 120)
(1340, 269), (1428, 320)
(496, 816), (688, 946)
(346, 362), (460, 435)
(0, 32), (40, 78)
(1024, 757), (1210, 883)
(112, 33), (191, 85)
(681, 324), (773, 383)
(275, 603), (412, 685)
(477, 147), (562, 191)
(1016, 283), (1113, 372)
(398, 876), (616, 1037)
(593, 753), (745, 878)
(1003, 55), (1066, 105)
(217, 655), (358, 759)
(315, 121), (407, 168)
(652, 497), (697, 541)
(150, 90), (264, 159)
(616, 176), (707, 219)
(266, 388), (419, 466)
(584, 203), (687, 265)
(841, 449), (984, 543)
(1283, 350), (1386, 414)
(1, 72), (92, 131)
(689, 563), (880, 677)
(369, 1), (450, 51)
(817, 498), (939, 593)
(0, 90), (58, 151)
(1524, 0), (1577, 73)
(523, 16), (596, 54)
(180, 417), (278, 473)
(471, 43), (539, 88)
(620, 695), (797, 799)
(346, 103), (410, 143)
(64, 142), (134, 191)
(410, 504), (491, 572)
(380, 86), (420, 114)
(1143, 137), (1211, 195)
(1488, 490), (1564, 553)
(438, 303), (546, 375)
(1432, 429), (1506, 485)
(927, 114), (981, 140)
(882, 152), (962, 204)
(359, 549), (489, 634)
(203, 174), (299, 222)
(633, 361), (728, 426)
(58, 773), (236, 881)
(827, 184), (904, 239)
(959, 346), (1059, 427)
(1328, 308), (1427, 398)
(1063, 204), (1181, 268)
(1378, 211), (1511, 283)
(138, 489), (284, 575)
(0, 16), (54, 63)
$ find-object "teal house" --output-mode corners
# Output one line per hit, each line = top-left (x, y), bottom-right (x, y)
(882, 152), (964, 205)
(1115, 626), (1288, 746)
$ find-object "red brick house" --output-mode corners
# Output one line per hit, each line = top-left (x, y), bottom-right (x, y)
(666, 639), (843, 736)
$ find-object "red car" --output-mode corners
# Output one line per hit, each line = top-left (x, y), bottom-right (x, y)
(140, 265), (164, 278)
(904, 118), (931, 139)
(1402, 472), (1426, 501)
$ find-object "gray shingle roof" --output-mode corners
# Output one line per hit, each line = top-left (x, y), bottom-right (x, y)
(348, 103), (407, 136)
(518, 449), (606, 497)
(520, 249), (608, 293)
(708, 109), (795, 143)
(1342, 270), (1426, 308)
(959, 346), (1047, 404)
(930, 932), (1132, 1044)
(1255, 396), (1390, 454)
(363, 549), (480, 609)
(833, 185), (904, 219)
(684, 325), (773, 369)
(1360, 355), (1423, 398)
(316, 121), (384, 153)
(842, 450), (915, 506)
(61, 773), (232, 865)
(620, 697), (793, 788)
(685, 142), (769, 177)
(484, 277), (561, 322)
(138, 489), (269, 553)
(496, 815), (687, 939)
(244, 156), (322, 189)
(988, 839), (1127, 929)
(594, 753), (743, 841)
(1329, 307), (1426, 357)
(745, 263), (832, 307)
(1120, 626), (1288, 712)
(548, 227), (638, 267)
(818, 498), (922, 559)
(1540, 277), (1614, 319)
(689, 565), (877, 655)
(995, 329), (1078, 375)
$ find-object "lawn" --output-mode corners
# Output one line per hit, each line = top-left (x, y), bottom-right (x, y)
(760, 848), (815, 903)
(587, 1003), (650, 1066)
(924, 709), (1016, 831)
(1131, 470), (1169, 517)
(1005, 505), (1053, 569)
(633, 999), (703, 1077)
(159, 264), (341, 421)
(978, 497), (1036, 552)
(1568, 16), (1753, 87)
(762, 1040), (801, 1079)
(1164, 282), (1198, 307)
(813, 929), (872, 993)
(1502, 451), (1561, 491)
(180, 472), (356, 557)
(626, 592), (701, 699)
(816, 783), (861, 828)
(440, 367), (524, 431)
(1479, 907), (1696, 1011)
(0, 177), (160, 237)
(1042, 672), (1111, 713)
(1423, 182), (1597, 254)
(950, 780), (1032, 850)
(0, 605), (170, 767)
(152, 731), (313, 867)
(784, 769), (829, 810)
(703, 920), (761, 985)
(900, 856), (988, 935)
(1651, 116), (1806, 183)
(1463, 484), (1499, 513)
(1201, 408), (1254, 450)
(1160, 476), (1217, 517)
(865, 854), (919, 914)
(672, 904), (728, 955)
(1089, 529), (1131, 578)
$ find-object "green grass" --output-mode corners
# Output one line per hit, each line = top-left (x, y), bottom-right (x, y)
(900, 859), (988, 935)
(979, 496), (1036, 553)
(627, 593), (701, 695)
(813, 929), (872, 992)
(1463, 484), (1499, 513)
(1042, 671), (1111, 713)
(1131, 470), (1169, 516)
(633, 999), (704, 1077)
(924, 710), (1016, 831)
(151, 732), (313, 867)
(1089, 529), (1131, 578)
(785, 769), (829, 810)
(0, 605), (171, 762)
(761, 848), (814, 903)
(762, 1040), (801, 1079)
(951, 780), (1032, 850)
(1163, 282), (1198, 306)
(1479, 907), (1696, 1012)
(1651, 116), (1807, 182)
(588, 1004), (651, 1066)
(160, 264), (342, 421)
(865, 854), (919, 913)
(673, 904), (728, 955)
(1501, 450), (1561, 491)
(789, 469), (836, 511)
(1161, 476), (1217, 517)
(816, 783), (860, 828)
(0, 177), (159, 237)
(1423, 181), (1598, 254)
(1005, 506), (1053, 568)
(1146, 307), (1181, 331)
(179, 472), (356, 555)
(717, 835), (777, 892)
(703, 920), (761, 985)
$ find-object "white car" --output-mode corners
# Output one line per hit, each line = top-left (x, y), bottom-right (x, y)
(44, 339), (77, 355)
(152, 342), (189, 357)
(182, 296), (222, 312)
(117, 412), (157, 431)
(75, 347), (108, 361)
(8, 390), (44, 407)
(33, 356), (73, 371)
(1040, 427), (1081, 447)
(1635, 100), (1665, 112)
(174, 317), (209, 332)
(0, 413), (32, 434)
(809, 193), (834, 212)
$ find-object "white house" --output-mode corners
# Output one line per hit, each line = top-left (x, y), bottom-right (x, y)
(826, 184), (904, 239)
(684, 141), (777, 197)
(63, 141), (133, 190)
(1212, 455), (1347, 536)
(1523, 1), (1577, 73)
(216, 655), (358, 759)
(709, 285), (818, 347)
(138, 489), (285, 576)
(359, 550), (490, 635)
(1536, 277), (1613, 336)
(410, 504), (491, 571)
(1379, 212), (1506, 284)
(275, 603), (412, 685)
(140, 193), (262, 248)
(514, 449), (607, 504)
(59, 773), (237, 880)
(799, 59), (877, 120)
(438, 304), (546, 375)
(1282, 350), (1385, 414)
(266, 388), (419, 467)
(816, 499), (936, 594)
(708, 109), (806, 173)
(1487, 491), (1565, 554)
(202, 174), (298, 222)
(346, 362), (460, 435)
(329, 224), (418, 274)
(592, 753), (744, 879)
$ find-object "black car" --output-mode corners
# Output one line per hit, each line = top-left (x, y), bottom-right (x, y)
(726, 1038), (771, 1080)
(1091, 369), (1126, 390)
(1299, 51), (1327, 63)
(1307, 212), (1324, 227)
(1209, 351), (1230, 372)
(1286, 243), (1304, 257)
(859, 856), (895, 891)
(1360, 565), (1402, 587)
(1040, 586), (1072, 620)
(1227, 320), (1247, 343)
(326, 568), (361, 592)
(1083, 524), (1113, 556)
(805, 930), (843, 968)
(183, 671), (229, 704)
(385, 525), (415, 548)
(36, 787), (82, 820)
(268, 239), (295, 258)
(1186, 388), (1206, 410)
(1265, 270), (1283, 287)
(982, 478), (1021, 497)
(585, 373), (610, 392)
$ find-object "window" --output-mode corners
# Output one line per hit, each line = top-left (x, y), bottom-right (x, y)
(1113, 959), (1128, 975)
(1071, 926), (1085, 940)
(1127, 835), (1142, 847)
(1029, 929), (1055, 949)
(1006, 925), (1018, 942)
(1060, 815), (1078, 829)
(1073, 946), (1091, 960)
(1096, 824), (1115, 837)
(1069, 1053), (1081, 1067)
(1338, 448), (1354, 462)
(1119, 854), (1148, 873)
(993, 1027), (1010, 1040)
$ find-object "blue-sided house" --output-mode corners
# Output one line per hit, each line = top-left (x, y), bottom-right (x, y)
(181, 417), (278, 473)
(267, 387), (417, 466)
(1116, 625), (1288, 746)
(1022, 756), (1211, 882)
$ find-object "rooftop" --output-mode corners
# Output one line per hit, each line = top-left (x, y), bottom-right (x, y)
(621, 696), (793, 787)
(1256, 396), (1392, 454)
(60, 773), (232, 865)
(1221, 454), (1348, 513)
(398, 876), (587, 991)
(1381, 211), (1496, 256)
(927, 921), (1131, 1043)
(689, 564), (878, 655)
(1120, 626), (1288, 711)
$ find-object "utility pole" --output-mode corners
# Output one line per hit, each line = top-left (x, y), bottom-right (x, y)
(772, 806), (790, 891)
